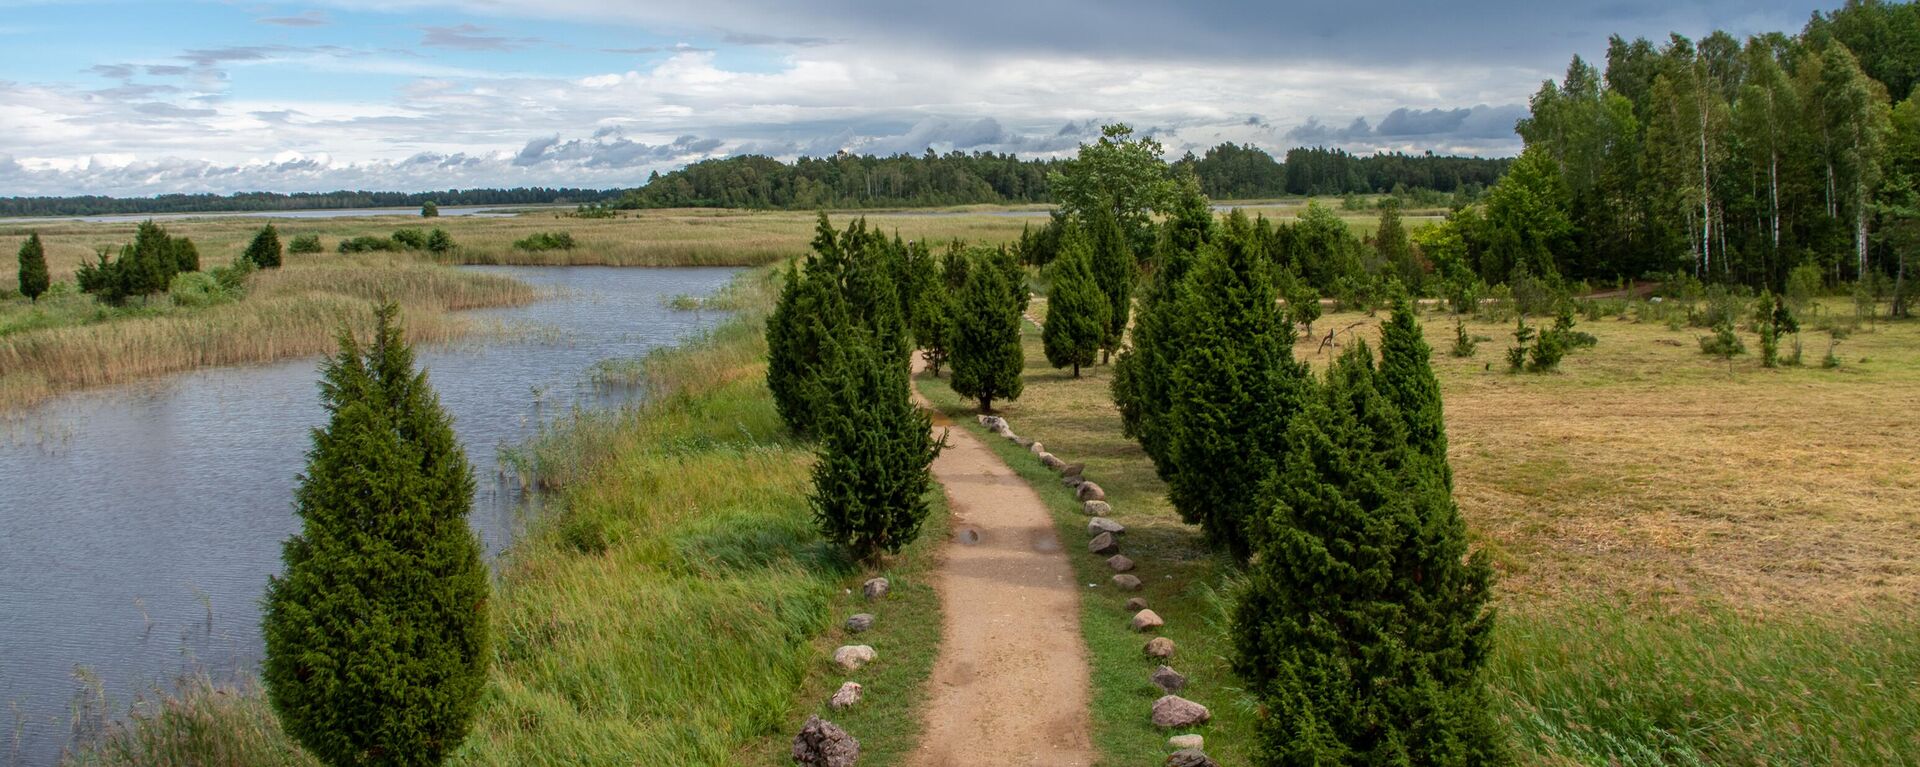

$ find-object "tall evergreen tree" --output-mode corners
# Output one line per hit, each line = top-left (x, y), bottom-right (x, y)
(262, 303), (490, 767)
(909, 244), (957, 376)
(1113, 178), (1212, 480)
(1164, 233), (1306, 560)
(16, 233), (49, 302)
(1377, 296), (1448, 480)
(247, 224), (285, 269)
(1088, 206), (1135, 363)
(808, 331), (943, 564)
(949, 251), (1025, 413)
(1041, 228), (1110, 377)
(1234, 341), (1503, 767)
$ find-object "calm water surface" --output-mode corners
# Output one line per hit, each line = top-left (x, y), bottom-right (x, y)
(0, 265), (739, 764)
(0, 204), (563, 226)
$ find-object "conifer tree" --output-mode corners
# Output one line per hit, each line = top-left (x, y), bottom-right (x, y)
(949, 251), (1024, 413)
(1234, 341), (1503, 767)
(1114, 178), (1213, 472)
(809, 331), (943, 564)
(1087, 206), (1135, 363)
(1164, 234), (1306, 560)
(1378, 296), (1447, 477)
(262, 303), (490, 767)
(1041, 228), (1110, 377)
(247, 224), (284, 269)
(766, 261), (845, 437)
(16, 233), (49, 302)
(909, 245), (956, 376)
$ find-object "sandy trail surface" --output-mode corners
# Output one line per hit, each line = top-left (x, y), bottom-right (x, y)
(907, 368), (1093, 767)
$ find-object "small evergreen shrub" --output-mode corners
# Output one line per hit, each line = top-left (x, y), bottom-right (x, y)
(17, 233), (50, 302)
(1040, 230), (1110, 378)
(426, 228), (455, 255)
(245, 225), (283, 269)
(1507, 316), (1533, 372)
(1450, 319), (1478, 357)
(807, 333), (943, 564)
(513, 231), (577, 252)
(338, 235), (400, 253)
(288, 234), (324, 254)
(391, 228), (429, 250)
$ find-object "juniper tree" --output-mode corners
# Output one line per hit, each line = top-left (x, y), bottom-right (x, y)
(421, 201), (439, 218)
(1164, 234), (1307, 560)
(16, 233), (49, 302)
(909, 246), (957, 376)
(1234, 341), (1504, 767)
(262, 303), (490, 767)
(1378, 296), (1447, 474)
(246, 225), (284, 269)
(949, 251), (1024, 413)
(808, 331), (943, 564)
(1041, 229), (1110, 377)
(766, 261), (846, 438)
(765, 214), (907, 436)
(1088, 206), (1135, 363)
(1113, 189), (1209, 480)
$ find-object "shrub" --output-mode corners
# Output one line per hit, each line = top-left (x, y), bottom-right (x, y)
(949, 249), (1024, 412)
(167, 271), (229, 308)
(513, 231), (577, 252)
(245, 225), (283, 269)
(1510, 269), (1563, 315)
(338, 235), (400, 253)
(421, 201), (439, 218)
(426, 228), (455, 255)
(1450, 319), (1478, 357)
(1700, 319), (1746, 370)
(807, 332), (942, 564)
(1040, 229), (1109, 377)
(262, 303), (490, 767)
(76, 221), (196, 304)
(391, 228), (429, 250)
(1507, 316), (1533, 372)
(16, 232), (49, 302)
(288, 234), (323, 254)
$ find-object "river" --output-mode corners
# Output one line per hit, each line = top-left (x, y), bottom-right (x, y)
(0, 205), (569, 226)
(0, 265), (740, 765)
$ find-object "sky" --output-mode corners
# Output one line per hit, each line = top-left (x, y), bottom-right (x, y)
(0, 0), (1829, 197)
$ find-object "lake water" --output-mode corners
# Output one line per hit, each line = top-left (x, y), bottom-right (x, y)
(0, 265), (740, 765)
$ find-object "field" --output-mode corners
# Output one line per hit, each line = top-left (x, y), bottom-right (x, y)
(934, 293), (1920, 764)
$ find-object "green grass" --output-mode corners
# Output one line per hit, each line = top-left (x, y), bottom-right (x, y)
(65, 269), (948, 766)
(912, 332), (1258, 767)
(1493, 608), (1920, 766)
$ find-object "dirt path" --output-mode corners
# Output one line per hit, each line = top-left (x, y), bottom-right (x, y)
(907, 366), (1093, 767)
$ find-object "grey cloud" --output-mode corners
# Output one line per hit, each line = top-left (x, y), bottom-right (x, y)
(260, 12), (330, 27)
(721, 32), (835, 47)
(512, 130), (723, 168)
(134, 102), (218, 118)
(145, 65), (193, 77)
(88, 64), (135, 79)
(421, 24), (541, 52)
(1287, 116), (1373, 145)
(601, 43), (710, 55)
(1288, 104), (1526, 149)
(179, 47), (277, 67)
(1375, 107), (1470, 136)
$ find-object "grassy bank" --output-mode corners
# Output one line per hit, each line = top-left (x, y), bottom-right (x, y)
(66, 269), (947, 766)
(923, 296), (1920, 764)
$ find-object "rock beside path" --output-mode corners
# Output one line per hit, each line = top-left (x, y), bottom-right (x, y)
(862, 577), (889, 601)
(1112, 574), (1143, 591)
(832, 645), (876, 671)
(791, 716), (860, 767)
(1166, 748), (1219, 767)
(1107, 555), (1135, 573)
(1131, 609), (1164, 632)
(1145, 637), (1177, 658)
(1076, 482), (1106, 502)
(1082, 500), (1111, 516)
(1151, 665), (1188, 693)
(1029, 441), (1045, 455)
(845, 614), (874, 633)
(1152, 695), (1212, 728)
(1088, 517), (1126, 536)
(829, 681), (863, 710)
(1168, 734), (1204, 750)
(1125, 597), (1149, 611)
(1040, 453), (1066, 471)
(1088, 532), (1119, 555)
(1062, 463), (1085, 477)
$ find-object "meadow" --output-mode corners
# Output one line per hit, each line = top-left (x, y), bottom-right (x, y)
(926, 292), (1920, 764)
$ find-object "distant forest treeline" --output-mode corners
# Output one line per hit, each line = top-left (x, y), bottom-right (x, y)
(612, 146), (1511, 210)
(0, 188), (620, 218)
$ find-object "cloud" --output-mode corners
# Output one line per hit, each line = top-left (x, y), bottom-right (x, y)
(259, 11), (330, 27)
(420, 24), (541, 52)
(721, 32), (835, 47)
(87, 64), (135, 79)
(179, 46), (278, 67)
(1283, 104), (1527, 153)
(1288, 117), (1374, 145)
(512, 129), (723, 168)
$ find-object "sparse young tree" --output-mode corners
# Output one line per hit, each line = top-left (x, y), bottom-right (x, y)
(909, 246), (956, 376)
(949, 251), (1024, 413)
(16, 233), (49, 302)
(421, 201), (440, 218)
(1234, 340), (1504, 767)
(262, 303), (490, 767)
(246, 224), (284, 269)
(808, 331), (943, 564)
(1040, 228), (1110, 377)
(1087, 207), (1135, 363)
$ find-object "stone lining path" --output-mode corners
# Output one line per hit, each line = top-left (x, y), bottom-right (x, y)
(906, 361), (1092, 767)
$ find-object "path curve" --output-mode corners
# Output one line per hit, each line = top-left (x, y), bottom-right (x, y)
(907, 362), (1093, 767)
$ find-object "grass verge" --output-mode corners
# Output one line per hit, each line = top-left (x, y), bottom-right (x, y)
(64, 269), (947, 766)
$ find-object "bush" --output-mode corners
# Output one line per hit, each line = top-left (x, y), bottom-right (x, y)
(167, 271), (231, 308)
(288, 235), (323, 254)
(245, 225), (283, 269)
(1507, 316), (1533, 372)
(426, 228), (455, 255)
(391, 228), (428, 250)
(513, 231), (577, 252)
(1699, 319), (1746, 368)
(338, 235), (400, 253)
(262, 303), (490, 767)
(17, 233), (50, 302)
(1510, 270), (1564, 315)
(807, 333), (942, 564)
(1785, 263), (1824, 311)
(1450, 319), (1479, 357)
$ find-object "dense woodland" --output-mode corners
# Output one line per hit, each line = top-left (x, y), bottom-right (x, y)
(613, 147), (1509, 209)
(1432, 0), (1920, 294)
(0, 188), (617, 218)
